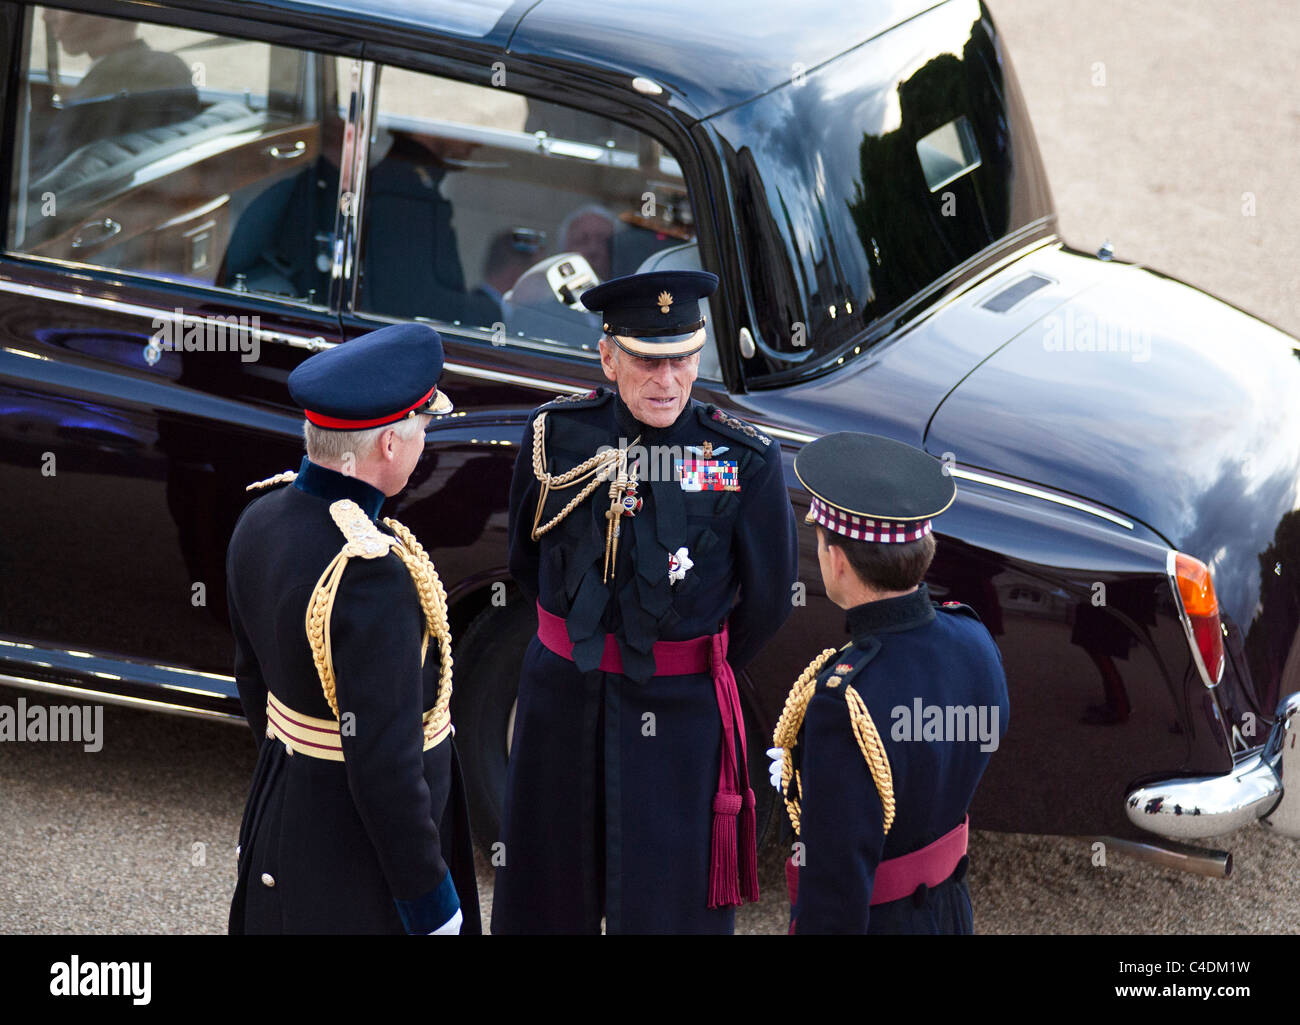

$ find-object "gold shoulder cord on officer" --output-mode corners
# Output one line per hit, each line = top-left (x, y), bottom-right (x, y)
(246, 469), (298, 491)
(529, 409), (642, 582)
(772, 648), (895, 836)
(304, 499), (454, 748)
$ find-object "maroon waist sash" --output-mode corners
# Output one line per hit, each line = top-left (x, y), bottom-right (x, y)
(535, 601), (759, 908)
(786, 815), (970, 930)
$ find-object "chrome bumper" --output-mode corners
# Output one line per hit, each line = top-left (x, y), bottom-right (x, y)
(1125, 691), (1300, 840)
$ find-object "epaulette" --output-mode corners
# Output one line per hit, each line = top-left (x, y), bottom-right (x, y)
(815, 637), (881, 696)
(541, 387), (611, 411)
(700, 404), (772, 451)
(936, 600), (982, 622)
(245, 469), (297, 492)
(329, 499), (396, 559)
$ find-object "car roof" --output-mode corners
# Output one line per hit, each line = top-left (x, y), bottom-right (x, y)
(262, 0), (946, 117)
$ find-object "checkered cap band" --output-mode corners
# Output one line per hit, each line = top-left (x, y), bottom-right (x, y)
(808, 496), (932, 543)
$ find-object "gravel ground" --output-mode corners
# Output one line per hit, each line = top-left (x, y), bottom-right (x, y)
(3, 682), (1298, 935)
(2, 0), (1298, 935)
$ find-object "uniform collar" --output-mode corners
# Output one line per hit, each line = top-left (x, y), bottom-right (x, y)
(845, 582), (936, 640)
(613, 393), (694, 446)
(292, 456), (385, 521)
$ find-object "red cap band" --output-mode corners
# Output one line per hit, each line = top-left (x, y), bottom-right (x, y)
(304, 383), (438, 430)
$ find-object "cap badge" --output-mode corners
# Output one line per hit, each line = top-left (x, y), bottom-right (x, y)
(668, 546), (693, 584)
(658, 290), (674, 314)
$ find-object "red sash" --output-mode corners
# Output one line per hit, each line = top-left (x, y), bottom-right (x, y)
(786, 816), (970, 932)
(535, 601), (759, 907)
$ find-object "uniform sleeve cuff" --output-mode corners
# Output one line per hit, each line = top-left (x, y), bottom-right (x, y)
(394, 872), (459, 935)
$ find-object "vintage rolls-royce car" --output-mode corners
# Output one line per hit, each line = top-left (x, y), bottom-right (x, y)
(0, 0), (1296, 877)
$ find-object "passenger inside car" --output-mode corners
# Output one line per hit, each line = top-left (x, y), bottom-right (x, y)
(34, 8), (199, 174)
(472, 228), (545, 323)
(221, 108), (494, 325)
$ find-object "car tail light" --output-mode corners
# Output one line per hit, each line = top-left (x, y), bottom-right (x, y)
(1167, 551), (1225, 686)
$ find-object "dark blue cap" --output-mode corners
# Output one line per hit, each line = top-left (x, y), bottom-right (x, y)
(289, 322), (452, 431)
(580, 270), (718, 358)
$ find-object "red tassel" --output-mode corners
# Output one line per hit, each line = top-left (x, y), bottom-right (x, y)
(708, 792), (742, 909)
(739, 787), (759, 902)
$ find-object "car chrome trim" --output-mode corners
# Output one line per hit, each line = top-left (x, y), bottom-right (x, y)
(947, 468), (1134, 529)
(1125, 691), (1299, 841)
(756, 424), (818, 444)
(0, 277), (335, 351)
(700, 421), (1139, 528)
(1125, 752), (1280, 839)
(1166, 548), (1221, 689)
(1260, 691), (1300, 838)
(0, 674), (244, 725)
(336, 58), (378, 312)
(441, 364), (590, 394)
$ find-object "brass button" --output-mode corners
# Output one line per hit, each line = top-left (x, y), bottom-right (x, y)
(261, 872), (276, 888)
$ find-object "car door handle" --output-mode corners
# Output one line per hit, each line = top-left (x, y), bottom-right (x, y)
(70, 218), (122, 249)
(265, 141), (307, 160)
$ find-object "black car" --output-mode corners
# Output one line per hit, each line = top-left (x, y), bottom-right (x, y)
(1, 0), (1297, 873)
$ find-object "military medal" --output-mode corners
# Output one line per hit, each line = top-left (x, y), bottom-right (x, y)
(676, 457), (740, 492)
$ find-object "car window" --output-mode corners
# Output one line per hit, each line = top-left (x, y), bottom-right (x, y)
(357, 66), (719, 375)
(7, 6), (341, 305)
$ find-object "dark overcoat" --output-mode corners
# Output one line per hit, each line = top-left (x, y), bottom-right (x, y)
(226, 458), (479, 934)
(492, 388), (798, 934)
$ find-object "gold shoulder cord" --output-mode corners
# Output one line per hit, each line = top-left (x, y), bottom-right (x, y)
(246, 469), (298, 491)
(528, 411), (641, 582)
(773, 649), (896, 836)
(304, 500), (454, 749)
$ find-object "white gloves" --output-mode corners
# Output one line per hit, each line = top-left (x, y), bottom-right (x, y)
(767, 747), (785, 793)
(429, 908), (463, 935)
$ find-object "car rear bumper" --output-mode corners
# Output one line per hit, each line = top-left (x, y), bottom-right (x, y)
(1125, 692), (1300, 840)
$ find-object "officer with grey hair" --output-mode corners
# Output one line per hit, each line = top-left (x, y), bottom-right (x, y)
(226, 322), (479, 935)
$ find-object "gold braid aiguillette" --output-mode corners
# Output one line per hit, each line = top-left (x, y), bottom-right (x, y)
(528, 411), (641, 582)
(304, 500), (454, 748)
(773, 648), (895, 836)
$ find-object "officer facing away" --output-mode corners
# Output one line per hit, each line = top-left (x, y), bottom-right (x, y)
(771, 432), (1009, 934)
(227, 323), (479, 935)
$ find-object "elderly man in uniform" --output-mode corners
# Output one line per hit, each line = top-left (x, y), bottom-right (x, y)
(493, 270), (798, 934)
(771, 432), (1009, 934)
(226, 323), (479, 935)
